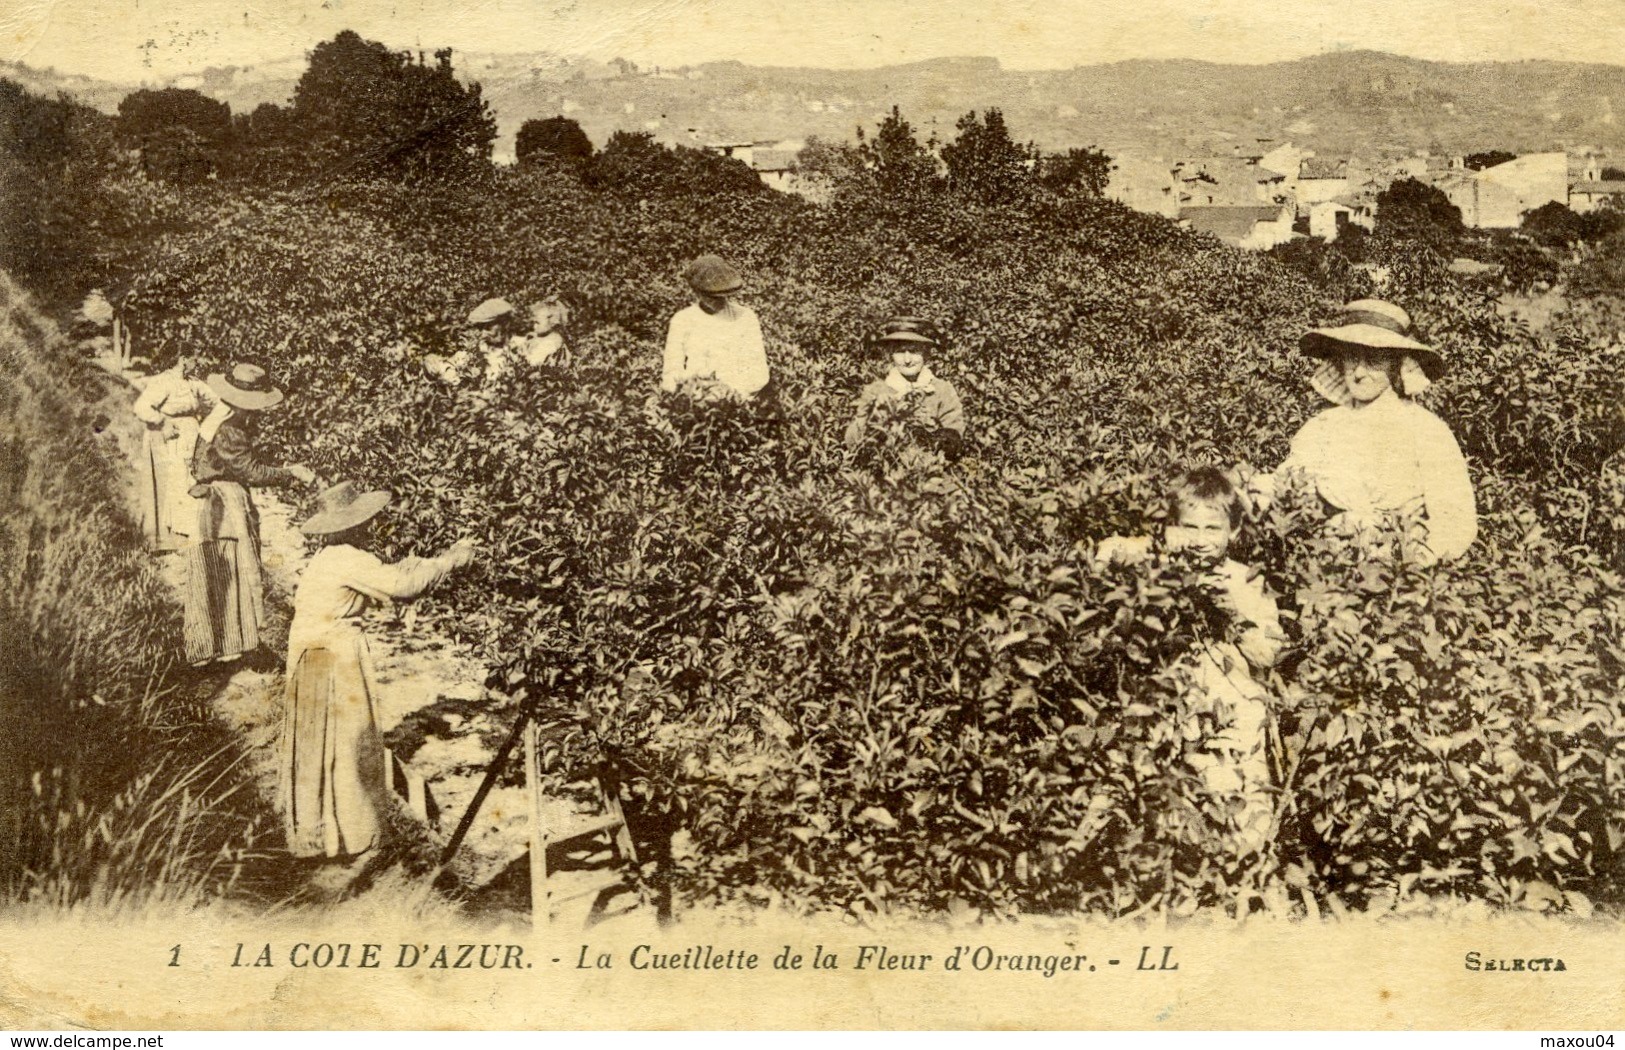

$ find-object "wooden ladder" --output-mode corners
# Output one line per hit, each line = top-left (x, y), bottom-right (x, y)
(438, 707), (638, 924)
(522, 720), (638, 924)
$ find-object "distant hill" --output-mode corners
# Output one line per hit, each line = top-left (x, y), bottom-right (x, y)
(11, 49), (1625, 164)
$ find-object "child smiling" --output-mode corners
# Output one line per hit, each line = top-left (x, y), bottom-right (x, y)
(1096, 467), (1286, 858)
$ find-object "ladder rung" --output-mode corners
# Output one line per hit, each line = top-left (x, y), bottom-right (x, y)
(544, 813), (625, 844)
(547, 874), (632, 907)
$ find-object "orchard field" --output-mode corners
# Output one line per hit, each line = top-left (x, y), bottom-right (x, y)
(4, 56), (1625, 921)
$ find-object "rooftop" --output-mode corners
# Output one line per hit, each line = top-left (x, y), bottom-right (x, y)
(1180, 205), (1287, 243)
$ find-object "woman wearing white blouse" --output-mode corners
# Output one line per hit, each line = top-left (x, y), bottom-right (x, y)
(132, 353), (216, 551)
(281, 482), (477, 859)
(1271, 299), (1478, 565)
(660, 254), (770, 399)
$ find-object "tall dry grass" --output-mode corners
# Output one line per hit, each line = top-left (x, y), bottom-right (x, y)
(0, 271), (275, 912)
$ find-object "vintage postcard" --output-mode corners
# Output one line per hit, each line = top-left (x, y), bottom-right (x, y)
(3, 0), (1625, 1031)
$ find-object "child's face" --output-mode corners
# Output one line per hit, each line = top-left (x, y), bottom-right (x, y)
(1167, 501), (1233, 563)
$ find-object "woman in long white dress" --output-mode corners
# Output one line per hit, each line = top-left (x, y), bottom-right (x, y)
(280, 481), (477, 859)
(133, 353), (215, 552)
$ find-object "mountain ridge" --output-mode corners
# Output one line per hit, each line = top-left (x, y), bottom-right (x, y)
(8, 49), (1625, 163)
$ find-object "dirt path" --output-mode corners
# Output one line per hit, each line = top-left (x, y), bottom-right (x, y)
(92, 359), (638, 926)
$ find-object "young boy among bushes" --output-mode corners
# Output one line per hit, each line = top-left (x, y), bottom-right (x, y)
(1096, 467), (1286, 857)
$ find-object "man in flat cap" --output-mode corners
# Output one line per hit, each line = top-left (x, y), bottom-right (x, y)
(660, 254), (770, 399)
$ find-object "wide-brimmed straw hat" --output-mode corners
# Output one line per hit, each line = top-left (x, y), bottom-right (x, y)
(207, 363), (285, 411)
(684, 255), (744, 294)
(299, 481), (392, 536)
(1299, 299), (1444, 378)
(467, 298), (515, 326)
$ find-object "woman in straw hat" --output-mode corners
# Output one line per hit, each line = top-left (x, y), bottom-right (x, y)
(282, 482), (478, 859)
(132, 349), (217, 552)
(184, 363), (317, 665)
(1270, 299), (1477, 564)
(843, 317), (965, 456)
(660, 254), (770, 399)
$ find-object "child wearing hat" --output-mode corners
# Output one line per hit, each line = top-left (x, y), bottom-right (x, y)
(660, 254), (770, 399)
(281, 481), (478, 860)
(1096, 467), (1286, 859)
(184, 363), (316, 666)
(844, 317), (966, 456)
(1263, 299), (1477, 565)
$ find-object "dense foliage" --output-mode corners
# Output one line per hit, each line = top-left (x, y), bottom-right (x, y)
(75, 147), (1623, 918)
(6, 67), (1625, 918)
(516, 116), (594, 169)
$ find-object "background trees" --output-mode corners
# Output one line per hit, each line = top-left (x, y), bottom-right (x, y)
(516, 115), (594, 169)
(289, 30), (496, 181)
(1374, 177), (1467, 247)
(116, 87), (231, 184)
(940, 107), (1034, 205)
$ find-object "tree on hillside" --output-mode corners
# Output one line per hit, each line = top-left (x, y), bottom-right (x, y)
(1521, 201), (1588, 247)
(0, 80), (125, 296)
(516, 116), (594, 167)
(1603, 166), (1625, 181)
(291, 31), (496, 181)
(855, 106), (939, 197)
(1464, 149), (1517, 172)
(940, 107), (1034, 205)
(117, 88), (231, 143)
(116, 87), (232, 184)
(586, 131), (761, 195)
(1375, 177), (1466, 246)
(1036, 146), (1112, 198)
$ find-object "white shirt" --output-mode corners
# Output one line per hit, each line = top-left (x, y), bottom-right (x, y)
(660, 302), (769, 397)
(1280, 393), (1478, 563)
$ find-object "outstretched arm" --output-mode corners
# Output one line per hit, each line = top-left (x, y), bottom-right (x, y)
(342, 541), (477, 603)
(210, 420), (300, 487)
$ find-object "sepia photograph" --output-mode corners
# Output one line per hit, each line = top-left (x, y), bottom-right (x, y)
(2, 0), (1625, 1032)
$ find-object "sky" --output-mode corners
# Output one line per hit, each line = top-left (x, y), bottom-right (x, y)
(4, 0), (1625, 83)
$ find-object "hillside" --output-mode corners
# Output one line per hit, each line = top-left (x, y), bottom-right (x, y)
(15, 49), (1625, 163)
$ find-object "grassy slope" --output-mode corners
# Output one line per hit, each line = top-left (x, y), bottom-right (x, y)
(0, 272), (282, 912)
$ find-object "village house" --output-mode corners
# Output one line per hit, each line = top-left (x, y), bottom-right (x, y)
(1308, 198), (1376, 242)
(1174, 157), (1290, 207)
(1104, 153), (1181, 219)
(705, 140), (759, 166)
(1180, 203), (1297, 250)
(1436, 152), (1568, 228)
(1258, 141), (1311, 179)
(1570, 180), (1625, 213)
(1295, 158), (1351, 211)
(1568, 151), (1625, 213)
(747, 142), (805, 194)
(702, 139), (817, 197)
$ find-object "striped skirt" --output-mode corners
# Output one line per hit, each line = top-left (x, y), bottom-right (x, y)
(279, 637), (387, 858)
(183, 481), (265, 664)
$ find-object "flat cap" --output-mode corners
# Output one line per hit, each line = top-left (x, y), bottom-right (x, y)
(684, 255), (744, 294)
(467, 298), (515, 325)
